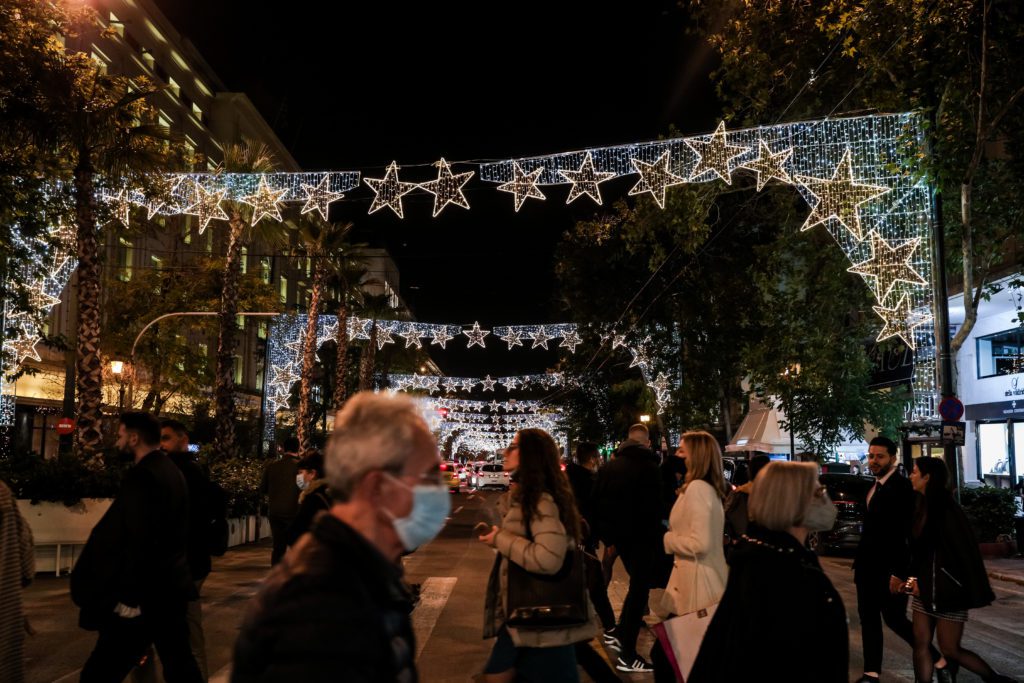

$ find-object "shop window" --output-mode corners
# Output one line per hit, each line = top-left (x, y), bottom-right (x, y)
(978, 422), (1010, 479)
(977, 328), (1024, 378)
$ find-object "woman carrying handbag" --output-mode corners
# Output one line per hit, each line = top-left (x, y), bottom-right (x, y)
(478, 429), (599, 683)
(650, 431), (729, 682)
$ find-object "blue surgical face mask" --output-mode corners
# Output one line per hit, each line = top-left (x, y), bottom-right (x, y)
(383, 473), (451, 551)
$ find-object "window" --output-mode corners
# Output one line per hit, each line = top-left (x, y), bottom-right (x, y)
(258, 321), (268, 340)
(977, 329), (1024, 378)
(90, 50), (109, 75)
(192, 102), (203, 121)
(118, 237), (133, 281)
(236, 314), (245, 329)
(260, 257), (271, 284)
(182, 219), (192, 245)
(108, 12), (124, 36)
(167, 77), (180, 98)
(151, 255), (163, 270)
(140, 48), (155, 71)
(240, 247), (248, 274)
(233, 356), (243, 386)
(978, 423), (1010, 478)
(205, 227), (213, 253)
(279, 276), (288, 305)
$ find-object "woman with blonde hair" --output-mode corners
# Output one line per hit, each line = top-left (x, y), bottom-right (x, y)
(689, 461), (847, 682)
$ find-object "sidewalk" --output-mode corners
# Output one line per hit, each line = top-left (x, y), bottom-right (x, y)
(986, 556), (1024, 586)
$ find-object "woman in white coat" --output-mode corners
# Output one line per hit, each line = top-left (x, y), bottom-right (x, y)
(651, 431), (729, 680)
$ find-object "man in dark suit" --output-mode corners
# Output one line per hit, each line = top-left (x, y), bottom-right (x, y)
(72, 412), (201, 683)
(853, 436), (943, 683)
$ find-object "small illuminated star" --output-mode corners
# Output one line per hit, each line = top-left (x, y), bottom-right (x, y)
(500, 328), (524, 350)
(430, 326), (455, 349)
(796, 148), (890, 240)
(847, 231), (927, 304)
(529, 327), (553, 350)
(349, 317), (372, 340)
(241, 175), (288, 225)
(481, 376), (497, 392)
(497, 162), (546, 211)
(741, 139), (794, 191)
(559, 330), (582, 353)
(375, 323), (396, 350)
(686, 121), (751, 185)
(102, 189), (134, 226)
(611, 335), (627, 350)
(300, 175), (345, 221)
(873, 295), (931, 349)
(365, 161), (417, 218)
(183, 181), (228, 234)
(269, 363), (300, 392)
(559, 151), (616, 205)
(463, 322), (490, 349)
(418, 158), (474, 218)
(628, 150), (686, 208)
(401, 328), (423, 349)
(649, 372), (671, 396)
(5, 333), (42, 363)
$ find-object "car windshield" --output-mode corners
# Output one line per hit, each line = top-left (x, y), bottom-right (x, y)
(482, 465), (503, 472)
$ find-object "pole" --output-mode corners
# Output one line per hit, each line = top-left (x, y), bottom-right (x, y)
(788, 394), (796, 462)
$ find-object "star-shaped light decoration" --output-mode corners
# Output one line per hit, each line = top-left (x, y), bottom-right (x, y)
(795, 148), (890, 241)
(441, 378), (459, 393)
(847, 231), (928, 304)
(269, 362), (300, 393)
(102, 188), (134, 226)
(284, 330), (308, 361)
(349, 317), (372, 340)
(241, 175), (288, 226)
(400, 328), (423, 349)
(740, 139), (794, 191)
(318, 320), (339, 347)
(365, 161), (417, 218)
(559, 329), (582, 353)
(463, 321), (490, 349)
(628, 150), (686, 209)
(649, 372), (671, 397)
(611, 335), (627, 350)
(430, 326), (455, 349)
(559, 151), (616, 205)
(418, 158), (474, 218)
(144, 175), (183, 219)
(375, 323), (396, 350)
(503, 378), (520, 391)
(500, 328), (524, 350)
(5, 333), (42, 363)
(424, 376), (441, 395)
(481, 375), (497, 392)
(685, 121), (751, 185)
(529, 327), (553, 350)
(461, 380), (478, 392)
(629, 346), (651, 370)
(183, 181), (229, 234)
(497, 162), (546, 211)
(872, 295), (931, 349)
(488, 400), (501, 411)
(300, 175), (345, 220)
(267, 390), (293, 412)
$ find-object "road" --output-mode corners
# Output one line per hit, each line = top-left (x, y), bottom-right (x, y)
(21, 487), (1024, 682)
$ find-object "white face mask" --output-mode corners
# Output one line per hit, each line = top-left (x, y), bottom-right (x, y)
(296, 473), (309, 491)
(382, 472), (451, 552)
(803, 490), (838, 532)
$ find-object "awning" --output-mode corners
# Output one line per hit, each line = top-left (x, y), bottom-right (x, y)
(725, 396), (792, 454)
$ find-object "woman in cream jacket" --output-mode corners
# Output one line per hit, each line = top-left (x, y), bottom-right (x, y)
(660, 431), (729, 617)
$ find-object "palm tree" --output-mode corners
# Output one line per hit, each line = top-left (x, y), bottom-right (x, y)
(358, 293), (396, 391)
(330, 254), (369, 410)
(211, 141), (288, 461)
(291, 219), (354, 451)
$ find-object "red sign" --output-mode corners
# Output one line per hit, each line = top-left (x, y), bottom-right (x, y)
(938, 396), (965, 422)
(56, 418), (75, 436)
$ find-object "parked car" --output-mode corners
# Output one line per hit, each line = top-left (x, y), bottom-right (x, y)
(809, 473), (875, 555)
(476, 463), (510, 491)
(441, 461), (460, 493)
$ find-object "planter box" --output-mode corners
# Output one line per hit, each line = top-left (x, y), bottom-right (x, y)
(16, 498), (113, 575)
(979, 541), (1016, 558)
(227, 515), (271, 547)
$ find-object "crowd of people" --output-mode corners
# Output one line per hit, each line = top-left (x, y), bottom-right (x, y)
(0, 393), (1018, 682)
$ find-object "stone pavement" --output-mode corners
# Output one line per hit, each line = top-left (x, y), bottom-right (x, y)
(986, 556), (1024, 586)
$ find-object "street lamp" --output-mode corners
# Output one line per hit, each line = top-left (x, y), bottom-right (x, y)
(781, 363), (801, 461)
(639, 414), (651, 424)
(110, 360), (125, 411)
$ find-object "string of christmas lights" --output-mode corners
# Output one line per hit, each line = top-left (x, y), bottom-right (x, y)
(389, 373), (566, 394)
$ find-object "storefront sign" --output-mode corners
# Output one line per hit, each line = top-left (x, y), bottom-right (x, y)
(941, 421), (966, 446)
(965, 399), (1024, 421)
(1005, 376), (1024, 398)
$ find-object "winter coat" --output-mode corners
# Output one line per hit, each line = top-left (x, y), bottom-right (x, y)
(723, 482), (753, 547)
(260, 457), (299, 520)
(285, 479), (331, 547)
(1, 481), (34, 683)
(483, 492), (599, 648)
(689, 525), (848, 683)
(911, 495), (995, 613)
(168, 450), (212, 582)
(233, 513), (416, 683)
(71, 450), (195, 630)
(661, 480), (728, 617)
(564, 462), (597, 548)
(592, 442), (664, 547)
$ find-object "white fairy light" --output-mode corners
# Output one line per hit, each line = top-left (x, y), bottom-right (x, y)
(529, 326), (553, 350)
(463, 321), (490, 349)
(685, 121), (750, 185)
(740, 139), (794, 192)
(497, 162), (546, 211)
(183, 181), (228, 234)
(847, 231), (927, 305)
(628, 150), (686, 209)
(300, 175), (346, 220)
(795, 148), (890, 241)
(240, 175), (288, 225)
(500, 328), (524, 349)
(418, 158), (474, 218)
(365, 161), (417, 218)
(559, 151), (616, 205)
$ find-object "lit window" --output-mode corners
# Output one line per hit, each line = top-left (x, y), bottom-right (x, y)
(258, 321), (268, 340)
(167, 77), (180, 98)
(236, 314), (244, 329)
(192, 103), (203, 120)
(233, 356), (243, 386)
(205, 228), (213, 253)
(108, 13), (124, 36)
(182, 218), (192, 245)
(118, 237), (133, 281)
(240, 247), (248, 274)
(151, 255), (163, 270)
(977, 329), (1024, 378)
(260, 257), (271, 284)
(279, 276), (288, 305)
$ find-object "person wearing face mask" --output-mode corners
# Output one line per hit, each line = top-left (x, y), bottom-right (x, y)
(284, 451), (332, 547)
(688, 462), (847, 683)
(233, 392), (448, 683)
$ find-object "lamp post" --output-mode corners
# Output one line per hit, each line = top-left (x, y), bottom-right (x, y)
(110, 360), (125, 411)
(781, 363), (801, 461)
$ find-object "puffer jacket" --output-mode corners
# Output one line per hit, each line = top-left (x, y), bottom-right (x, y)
(484, 492), (599, 648)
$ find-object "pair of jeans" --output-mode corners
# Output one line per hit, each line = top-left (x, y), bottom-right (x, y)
(483, 626), (579, 682)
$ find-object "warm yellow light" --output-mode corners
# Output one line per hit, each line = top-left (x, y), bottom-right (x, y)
(110, 360), (124, 375)
(639, 414), (651, 424)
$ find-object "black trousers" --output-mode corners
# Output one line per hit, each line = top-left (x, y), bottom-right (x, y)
(856, 575), (939, 673)
(80, 603), (201, 683)
(269, 516), (293, 566)
(616, 542), (657, 660)
(584, 547), (616, 631)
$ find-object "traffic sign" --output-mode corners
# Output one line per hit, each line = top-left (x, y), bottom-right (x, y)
(938, 396), (965, 422)
(56, 417), (75, 436)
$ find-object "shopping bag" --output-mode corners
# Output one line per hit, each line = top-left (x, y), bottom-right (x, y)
(651, 602), (718, 682)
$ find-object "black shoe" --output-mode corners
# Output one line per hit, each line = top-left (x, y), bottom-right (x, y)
(936, 663), (958, 683)
(602, 628), (621, 652)
(616, 655), (653, 673)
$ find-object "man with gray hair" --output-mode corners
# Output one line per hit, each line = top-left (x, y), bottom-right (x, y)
(232, 393), (449, 682)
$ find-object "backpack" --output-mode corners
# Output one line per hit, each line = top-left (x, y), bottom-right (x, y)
(207, 480), (229, 556)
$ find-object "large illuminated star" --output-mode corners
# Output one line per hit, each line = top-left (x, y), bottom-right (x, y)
(559, 329), (583, 353)
(300, 175), (345, 220)
(628, 150), (686, 208)
(795, 148), (890, 240)
(375, 323), (396, 350)
(5, 333), (42, 363)
(873, 295), (931, 349)
(241, 175), (288, 226)
(401, 328), (423, 349)
(365, 161), (417, 218)
(500, 328), (524, 350)
(741, 139), (794, 191)
(481, 375), (497, 392)
(183, 181), (228, 234)
(269, 362), (300, 392)
(559, 151), (616, 205)
(463, 321), (490, 349)
(529, 327), (553, 350)
(847, 231), (928, 304)
(685, 121), (750, 185)
(497, 162), (546, 211)
(102, 189), (134, 226)
(418, 158), (474, 217)
(430, 326), (455, 349)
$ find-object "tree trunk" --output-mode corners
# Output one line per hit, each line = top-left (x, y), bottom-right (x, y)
(358, 320), (378, 391)
(297, 256), (325, 451)
(718, 377), (733, 443)
(73, 156), (105, 463)
(213, 214), (243, 461)
(332, 299), (350, 410)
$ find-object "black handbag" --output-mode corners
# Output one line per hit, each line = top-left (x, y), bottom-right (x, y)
(505, 521), (589, 629)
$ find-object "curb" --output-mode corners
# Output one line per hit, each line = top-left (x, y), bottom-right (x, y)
(988, 571), (1024, 587)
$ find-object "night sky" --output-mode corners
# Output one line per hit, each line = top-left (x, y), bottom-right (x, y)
(153, 0), (720, 374)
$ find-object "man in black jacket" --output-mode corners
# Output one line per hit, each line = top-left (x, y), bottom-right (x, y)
(233, 392), (447, 683)
(592, 424), (664, 673)
(72, 412), (201, 683)
(260, 436), (301, 565)
(853, 436), (942, 683)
